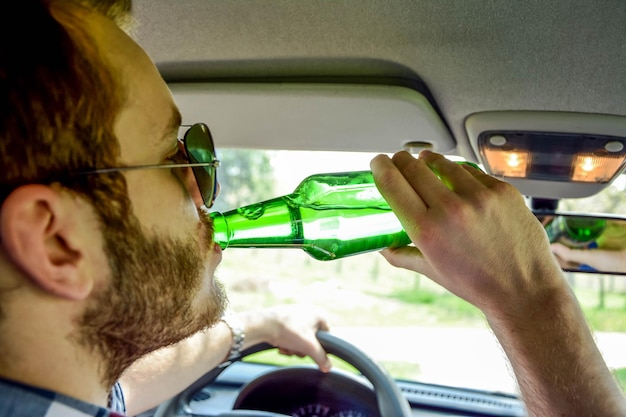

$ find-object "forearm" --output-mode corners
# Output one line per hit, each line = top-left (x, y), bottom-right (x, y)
(486, 282), (626, 417)
(119, 306), (329, 416)
(119, 314), (273, 416)
(119, 320), (233, 416)
(370, 151), (626, 416)
(568, 249), (626, 273)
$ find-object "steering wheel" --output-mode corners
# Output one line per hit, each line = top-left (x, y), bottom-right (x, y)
(154, 331), (412, 417)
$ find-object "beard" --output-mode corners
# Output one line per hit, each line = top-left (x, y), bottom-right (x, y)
(76, 206), (228, 388)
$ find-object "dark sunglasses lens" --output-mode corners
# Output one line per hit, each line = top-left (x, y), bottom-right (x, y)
(185, 124), (218, 206)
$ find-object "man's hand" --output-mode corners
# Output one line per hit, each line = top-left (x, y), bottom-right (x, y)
(370, 150), (563, 318)
(238, 304), (332, 372)
(370, 150), (626, 416)
(551, 242), (626, 273)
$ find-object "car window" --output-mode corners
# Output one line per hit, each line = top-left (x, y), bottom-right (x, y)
(213, 148), (626, 395)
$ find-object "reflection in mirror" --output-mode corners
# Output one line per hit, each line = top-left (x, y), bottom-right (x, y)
(534, 213), (626, 275)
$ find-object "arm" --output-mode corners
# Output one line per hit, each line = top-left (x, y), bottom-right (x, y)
(370, 150), (626, 417)
(120, 304), (330, 416)
(551, 242), (626, 273)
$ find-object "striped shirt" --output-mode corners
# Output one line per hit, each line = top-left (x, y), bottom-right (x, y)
(0, 377), (126, 417)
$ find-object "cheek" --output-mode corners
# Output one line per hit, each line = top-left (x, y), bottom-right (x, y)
(180, 166), (204, 207)
(73, 201), (115, 294)
(125, 171), (199, 236)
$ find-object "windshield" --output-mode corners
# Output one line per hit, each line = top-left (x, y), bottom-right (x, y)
(212, 148), (626, 396)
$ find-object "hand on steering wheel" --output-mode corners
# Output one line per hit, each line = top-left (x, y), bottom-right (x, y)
(154, 331), (411, 417)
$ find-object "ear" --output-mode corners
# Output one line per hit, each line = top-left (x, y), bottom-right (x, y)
(0, 185), (93, 300)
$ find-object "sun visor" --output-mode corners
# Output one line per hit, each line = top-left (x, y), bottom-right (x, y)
(169, 83), (455, 154)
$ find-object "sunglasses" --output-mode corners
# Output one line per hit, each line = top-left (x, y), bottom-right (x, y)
(74, 123), (220, 207)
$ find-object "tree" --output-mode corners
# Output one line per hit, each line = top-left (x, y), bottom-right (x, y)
(211, 149), (276, 213)
(559, 175), (626, 214)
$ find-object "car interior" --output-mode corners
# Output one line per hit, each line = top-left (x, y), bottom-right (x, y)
(132, 1), (626, 416)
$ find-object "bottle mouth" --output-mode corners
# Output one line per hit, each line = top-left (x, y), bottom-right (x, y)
(208, 211), (230, 250)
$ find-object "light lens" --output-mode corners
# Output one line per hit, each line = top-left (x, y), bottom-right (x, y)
(478, 132), (626, 183)
(571, 153), (626, 182)
(481, 148), (529, 178)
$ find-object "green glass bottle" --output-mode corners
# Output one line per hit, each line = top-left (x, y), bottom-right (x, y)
(545, 215), (607, 248)
(210, 163), (480, 261)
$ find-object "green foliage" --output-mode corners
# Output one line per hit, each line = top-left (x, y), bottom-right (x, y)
(559, 176), (626, 214)
(243, 350), (422, 380)
(385, 287), (485, 325)
(212, 149), (276, 212)
(584, 307), (626, 332)
(613, 368), (626, 391)
(245, 350), (359, 374)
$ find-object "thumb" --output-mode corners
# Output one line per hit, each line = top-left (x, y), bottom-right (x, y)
(380, 246), (433, 275)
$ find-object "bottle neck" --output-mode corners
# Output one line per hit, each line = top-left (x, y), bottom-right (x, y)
(208, 195), (301, 250)
(210, 211), (231, 249)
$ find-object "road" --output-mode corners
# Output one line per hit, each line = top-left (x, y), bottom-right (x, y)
(332, 326), (626, 394)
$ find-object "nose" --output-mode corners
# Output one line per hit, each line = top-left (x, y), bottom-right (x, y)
(213, 181), (221, 205)
(186, 168), (221, 209)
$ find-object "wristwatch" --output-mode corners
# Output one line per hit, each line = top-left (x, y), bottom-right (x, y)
(219, 315), (246, 367)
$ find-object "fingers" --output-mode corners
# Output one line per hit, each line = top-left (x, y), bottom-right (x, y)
(550, 243), (573, 261)
(317, 316), (330, 332)
(372, 151), (494, 216)
(417, 150), (502, 198)
(460, 161), (505, 189)
(264, 304), (332, 372)
(371, 151), (493, 245)
(550, 243), (588, 269)
(389, 151), (454, 209)
(276, 333), (332, 372)
(302, 313), (332, 372)
(370, 153), (427, 212)
(370, 153), (430, 240)
(305, 339), (332, 372)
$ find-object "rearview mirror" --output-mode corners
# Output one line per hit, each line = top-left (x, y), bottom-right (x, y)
(533, 212), (626, 275)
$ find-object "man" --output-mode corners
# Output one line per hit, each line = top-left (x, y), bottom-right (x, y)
(1, 2), (623, 417)
(0, 1), (329, 416)
(370, 151), (626, 416)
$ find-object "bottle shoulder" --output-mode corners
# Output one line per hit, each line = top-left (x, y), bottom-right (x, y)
(292, 171), (388, 208)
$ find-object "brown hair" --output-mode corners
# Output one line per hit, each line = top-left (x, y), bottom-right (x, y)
(0, 0), (132, 220)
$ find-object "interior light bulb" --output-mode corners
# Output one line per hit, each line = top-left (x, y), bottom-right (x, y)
(507, 153), (521, 168)
(572, 153), (625, 182)
(481, 148), (529, 177)
(581, 157), (595, 172)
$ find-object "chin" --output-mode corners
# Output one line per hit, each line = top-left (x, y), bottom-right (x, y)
(196, 272), (228, 323)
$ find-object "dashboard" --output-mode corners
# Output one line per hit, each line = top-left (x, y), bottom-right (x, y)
(233, 367), (378, 416)
(149, 361), (528, 417)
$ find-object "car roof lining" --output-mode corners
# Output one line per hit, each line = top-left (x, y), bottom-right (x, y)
(133, 1), (626, 197)
(134, 0), (626, 160)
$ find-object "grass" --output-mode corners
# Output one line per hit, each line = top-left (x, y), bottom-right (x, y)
(245, 350), (360, 374)
(384, 287), (485, 326)
(244, 350), (422, 380)
(219, 247), (626, 332)
(218, 248), (626, 391)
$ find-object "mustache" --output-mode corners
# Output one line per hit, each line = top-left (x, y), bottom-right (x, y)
(198, 205), (215, 246)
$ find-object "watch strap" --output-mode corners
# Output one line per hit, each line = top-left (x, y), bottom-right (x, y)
(219, 315), (246, 367)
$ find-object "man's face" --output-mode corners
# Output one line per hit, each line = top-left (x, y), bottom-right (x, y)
(73, 10), (227, 386)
